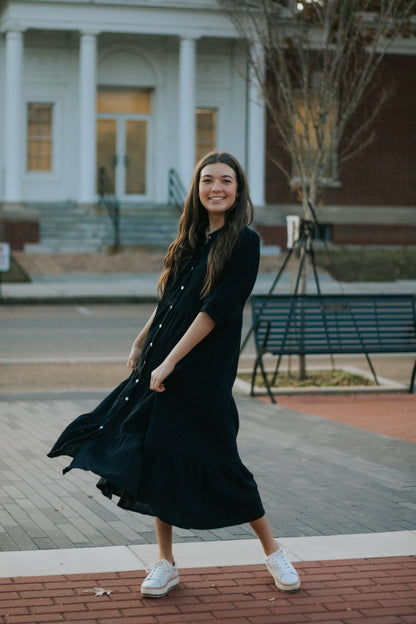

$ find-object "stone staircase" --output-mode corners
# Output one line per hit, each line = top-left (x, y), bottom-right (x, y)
(24, 202), (180, 253)
(117, 204), (179, 248)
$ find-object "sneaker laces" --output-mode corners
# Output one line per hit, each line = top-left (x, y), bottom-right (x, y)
(268, 548), (295, 573)
(145, 559), (172, 580)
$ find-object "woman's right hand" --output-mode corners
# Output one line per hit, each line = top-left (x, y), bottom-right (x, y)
(127, 344), (142, 371)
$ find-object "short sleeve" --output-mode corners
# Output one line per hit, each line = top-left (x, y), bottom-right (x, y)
(200, 228), (260, 327)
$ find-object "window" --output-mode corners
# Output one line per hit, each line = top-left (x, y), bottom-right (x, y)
(27, 103), (53, 172)
(196, 108), (217, 162)
(97, 87), (151, 114)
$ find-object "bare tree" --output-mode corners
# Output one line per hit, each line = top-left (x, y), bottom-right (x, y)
(218, 0), (415, 219)
(221, 0), (415, 381)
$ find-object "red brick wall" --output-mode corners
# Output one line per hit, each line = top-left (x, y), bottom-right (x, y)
(266, 55), (416, 209)
(1, 221), (39, 250)
(255, 223), (416, 248)
(332, 224), (416, 245)
(255, 224), (287, 248)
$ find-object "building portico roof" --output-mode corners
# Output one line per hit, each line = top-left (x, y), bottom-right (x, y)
(0, 0), (238, 39)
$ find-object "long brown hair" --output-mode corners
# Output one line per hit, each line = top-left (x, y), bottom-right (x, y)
(158, 152), (254, 298)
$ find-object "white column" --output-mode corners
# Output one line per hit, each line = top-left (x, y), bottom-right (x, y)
(4, 30), (24, 203)
(178, 37), (197, 189)
(247, 46), (266, 206)
(78, 31), (97, 204)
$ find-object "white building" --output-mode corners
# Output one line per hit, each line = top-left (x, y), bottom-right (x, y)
(0, 0), (266, 248)
(3, 1), (414, 251)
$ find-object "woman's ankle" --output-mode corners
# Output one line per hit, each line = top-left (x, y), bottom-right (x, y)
(264, 541), (280, 557)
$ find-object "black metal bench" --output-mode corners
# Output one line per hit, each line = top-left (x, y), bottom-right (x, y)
(250, 294), (416, 403)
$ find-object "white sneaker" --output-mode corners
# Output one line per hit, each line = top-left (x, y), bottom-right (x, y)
(266, 548), (300, 592)
(140, 559), (180, 598)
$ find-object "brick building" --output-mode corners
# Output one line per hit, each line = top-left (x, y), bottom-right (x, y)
(257, 52), (416, 249)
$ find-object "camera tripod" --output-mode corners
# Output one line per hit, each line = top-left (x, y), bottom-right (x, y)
(240, 216), (323, 353)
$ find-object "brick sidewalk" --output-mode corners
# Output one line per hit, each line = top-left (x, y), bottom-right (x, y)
(1, 557), (415, 624)
(260, 393), (416, 444)
(0, 393), (414, 551)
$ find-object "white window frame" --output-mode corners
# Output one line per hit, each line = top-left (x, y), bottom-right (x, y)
(24, 95), (61, 182)
(195, 107), (218, 163)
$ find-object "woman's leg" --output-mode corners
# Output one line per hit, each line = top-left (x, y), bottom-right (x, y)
(251, 515), (300, 592)
(155, 517), (175, 564)
(140, 517), (178, 597)
(250, 515), (279, 556)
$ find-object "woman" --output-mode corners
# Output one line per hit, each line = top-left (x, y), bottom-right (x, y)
(48, 151), (300, 597)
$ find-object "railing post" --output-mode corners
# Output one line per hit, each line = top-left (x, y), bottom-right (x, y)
(168, 168), (186, 212)
(97, 166), (121, 251)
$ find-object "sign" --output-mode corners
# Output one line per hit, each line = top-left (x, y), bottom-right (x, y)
(0, 243), (11, 272)
(286, 216), (300, 249)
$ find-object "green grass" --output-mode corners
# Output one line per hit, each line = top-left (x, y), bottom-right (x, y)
(2, 256), (31, 283)
(314, 248), (416, 282)
(238, 369), (374, 388)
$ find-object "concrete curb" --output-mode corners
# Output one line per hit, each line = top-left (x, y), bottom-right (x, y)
(1, 531), (416, 578)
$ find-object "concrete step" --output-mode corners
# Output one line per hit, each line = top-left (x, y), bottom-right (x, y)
(24, 202), (180, 253)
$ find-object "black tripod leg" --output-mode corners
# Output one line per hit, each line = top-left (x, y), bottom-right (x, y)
(365, 353), (379, 385)
(308, 244), (321, 296)
(251, 356), (260, 397)
(241, 247), (294, 354)
(268, 247), (294, 295)
(409, 358), (416, 393)
(240, 324), (254, 354)
(271, 353), (283, 386)
(259, 354), (276, 403)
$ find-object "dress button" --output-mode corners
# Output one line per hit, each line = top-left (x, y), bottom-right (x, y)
(169, 305), (173, 309)
(99, 425), (104, 430)
(159, 323), (163, 328)
(181, 285), (184, 290)
(149, 342), (153, 347)
(135, 378), (139, 383)
(125, 396), (129, 401)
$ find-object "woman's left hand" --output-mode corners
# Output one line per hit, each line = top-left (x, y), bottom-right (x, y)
(150, 358), (175, 393)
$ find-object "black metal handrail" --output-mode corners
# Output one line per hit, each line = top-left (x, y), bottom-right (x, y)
(98, 166), (120, 250)
(168, 168), (186, 212)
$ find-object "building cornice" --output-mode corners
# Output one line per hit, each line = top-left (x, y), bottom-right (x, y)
(1, 1), (414, 53)
(0, 0), (237, 39)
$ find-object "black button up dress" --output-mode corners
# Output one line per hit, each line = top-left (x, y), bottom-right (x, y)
(48, 226), (265, 529)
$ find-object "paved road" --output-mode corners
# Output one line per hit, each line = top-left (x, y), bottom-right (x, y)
(1, 303), (413, 386)
(0, 303), (257, 393)
(0, 304), (156, 361)
(0, 303), (258, 361)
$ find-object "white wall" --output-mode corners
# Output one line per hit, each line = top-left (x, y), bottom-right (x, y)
(22, 31), (78, 202)
(0, 2), (249, 205)
(0, 37), (5, 200)
(197, 38), (247, 167)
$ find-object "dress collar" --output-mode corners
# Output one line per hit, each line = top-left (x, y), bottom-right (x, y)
(205, 226), (224, 242)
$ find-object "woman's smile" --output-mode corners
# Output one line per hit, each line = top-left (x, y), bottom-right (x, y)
(198, 162), (238, 225)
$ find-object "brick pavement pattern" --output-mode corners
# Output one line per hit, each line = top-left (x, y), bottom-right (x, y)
(0, 392), (415, 550)
(0, 557), (415, 624)
(273, 394), (416, 444)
